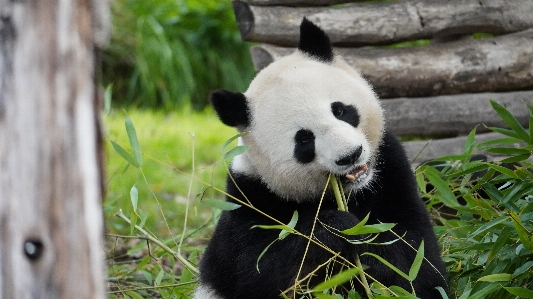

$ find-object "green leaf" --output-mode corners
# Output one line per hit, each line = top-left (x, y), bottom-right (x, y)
(435, 286), (450, 299)
(466, 216), (508, 241)
(488, 227), (511, 260)
(484, 147), (530, 155)
(347, 290), (363, 299)
(342, 213), (370, 235)
(155, 267), (165, 286)
(478, 136), (522, 149)
(256, 238), (277, 272)
(408, 241), (424, 281)
(504, 287), (533, 298)
(312, 267), (361, 292)
(314, 294), (343, 299)
(125, 115), (143, 167)
(223, 145), (250, 160)
(487, 163), (518, 179)
(486, 126), (519, 138)
(130, 185), (138, 212)
(490, 99), (531, 143)
(362, 252), (409, 281)
(500, 154), (531, 163)
(511, 211), (533, 251)
(125, 291), (144, 299)
(463, 127), (477, 154)
(425, 167), (459, 207)
(279, 211), (298, 240)
(201, 199), (241, 211)
(467, 282), (500, 299)
(129, 211), (137, 235)
(104, 84), (112, 115)
(343, 223), (396, 235)
(110, 140), (139, 168)
(477, 273), (512, 282)
(221, 132), (248, 153)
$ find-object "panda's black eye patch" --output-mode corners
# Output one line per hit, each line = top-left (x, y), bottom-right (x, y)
(331, 102), (360, 127)
(294, 129), (315, 164)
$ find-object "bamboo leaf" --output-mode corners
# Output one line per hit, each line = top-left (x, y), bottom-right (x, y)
(223, 145), (250, 160)
(408, 241), (424, 281)
(221, 132), (248, 154)
(312, 267), (361, 292)
(466, 282), (500, 299)
(435, 286), (450, 299)
(256, 238), (277, 273)
(342, 213), (370, 235)
(202, 199), (241, 211)
(425, 167), (459, 207)
(129, 211), (137, 235)
(505, 287), (533, 298)
(279, 211), (298, 240)
(125, 115), (143, 167)
(477, 273), (512, 282)
(155, 268), (165, 286)
(110, 140), (139, 168)
(125, 291), (144, 299)
(104, 84), (112, 115)
(490, 100), (531, 143)
(463, 127), (477, 154)
(130, 185), (138, 212)
(362, 252), (409, 281)
(486, 126), (520, 138)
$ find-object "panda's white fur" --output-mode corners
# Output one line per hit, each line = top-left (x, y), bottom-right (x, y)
(231, 51), (384, 201)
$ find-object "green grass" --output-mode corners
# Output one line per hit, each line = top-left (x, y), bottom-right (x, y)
(103, 108), (235, 236)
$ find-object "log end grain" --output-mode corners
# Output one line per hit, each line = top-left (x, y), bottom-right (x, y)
(233, 1), (254, 41)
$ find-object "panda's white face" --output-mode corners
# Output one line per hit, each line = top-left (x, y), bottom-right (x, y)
(230, 51), (384, 201)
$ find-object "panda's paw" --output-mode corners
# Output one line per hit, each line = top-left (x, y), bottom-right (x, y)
(315, 210), (359, 252)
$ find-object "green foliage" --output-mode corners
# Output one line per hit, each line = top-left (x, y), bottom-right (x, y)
(417, 100), (533, 299)
(102, 0), (255, 110)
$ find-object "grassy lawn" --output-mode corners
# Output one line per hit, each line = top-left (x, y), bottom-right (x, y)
(103, 108), (236, 237)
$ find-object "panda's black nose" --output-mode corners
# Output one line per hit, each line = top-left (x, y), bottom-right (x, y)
(336, 146), (363, 166)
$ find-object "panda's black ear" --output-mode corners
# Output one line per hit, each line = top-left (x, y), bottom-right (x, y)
(210, 89), (251, 128)
(298, 18), (333, 63)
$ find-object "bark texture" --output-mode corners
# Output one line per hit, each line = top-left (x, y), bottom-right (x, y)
(250, 30), (533, 98)
(383, 91), (533, 137)
(0, 0), (108, 298)
(234, 0), (533, 46)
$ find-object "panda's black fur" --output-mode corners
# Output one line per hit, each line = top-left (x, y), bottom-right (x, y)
(196, 19), (448, 299)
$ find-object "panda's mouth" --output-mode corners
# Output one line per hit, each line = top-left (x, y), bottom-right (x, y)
(344, 164), (369, 183)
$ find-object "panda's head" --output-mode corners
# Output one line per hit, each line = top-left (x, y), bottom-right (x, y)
(211, 18), (384, 201)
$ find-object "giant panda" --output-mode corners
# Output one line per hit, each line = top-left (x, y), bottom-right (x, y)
(194, 18), (448, 299)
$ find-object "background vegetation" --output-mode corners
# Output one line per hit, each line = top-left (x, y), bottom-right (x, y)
(102, 0), (533, 298)
(101, 0), (255, 110)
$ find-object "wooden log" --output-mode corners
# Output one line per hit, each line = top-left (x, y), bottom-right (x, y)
(383, 91), (533, 137)
(402, 132), (510, 165)
(0, 0), (107, 298)
(233, 0), (533, 46)
(247, 0), (367, 6)
(250, 29), (533, 98)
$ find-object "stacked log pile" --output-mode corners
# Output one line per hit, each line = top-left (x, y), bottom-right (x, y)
(233, 0), (533, 163)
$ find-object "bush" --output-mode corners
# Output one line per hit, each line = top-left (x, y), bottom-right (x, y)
(101, 0), (255, 110)
(417, 100), (533, 298)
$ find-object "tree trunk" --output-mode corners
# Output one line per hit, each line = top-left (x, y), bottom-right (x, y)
(234, 0), (533, 46)
(0, 0), (108, 298)
(250, 29), (533, 98)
